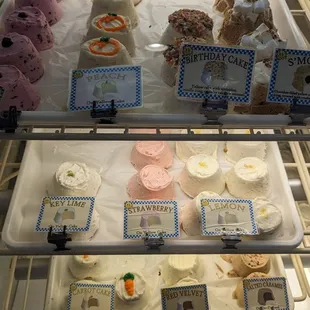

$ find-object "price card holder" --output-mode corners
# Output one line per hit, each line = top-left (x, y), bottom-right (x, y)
(161, 284), (209, 310)
(268, 48), (310, 106)
(176, 44), (256, 104)
(243, 277), (291, 310)
(200, 198), (258, 241)
(35, 196), (95, 233)
(0, 86), (4, 103)
(123, 200), (180, 244)
(67, 282), (115, 310)
(68, 65), (143, 111)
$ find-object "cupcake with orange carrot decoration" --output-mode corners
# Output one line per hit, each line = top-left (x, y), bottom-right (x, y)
(115, 271), (149, 308)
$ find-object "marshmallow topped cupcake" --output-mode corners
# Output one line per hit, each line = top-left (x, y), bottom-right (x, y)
(179, 154), (225, 198)
(127, 165), (175, 200)
(161, 9), (214, 45)
(226, 157), (269, 199)
(53, 162), (101, 197)
(181, 191), (220, 236)
(131, 141), (173, 170)
(86, 13), (135, 56)
(68, 255), (107, 280)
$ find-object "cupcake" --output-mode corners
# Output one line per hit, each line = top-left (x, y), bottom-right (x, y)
(0, 65), (40, 111)
(161, 9), (214, 45)
(162, 36), (207, 86)
(4, 7), (54, 51)
(127, 165), (175, 200)
(78, 37), (132, 69)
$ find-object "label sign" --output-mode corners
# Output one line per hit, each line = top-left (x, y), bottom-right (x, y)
(268, 48), (310, 105)
(161, 284), (209, 310)
(243, 277), (290, 310)
(67, 282), (115, 310)
(200, 198), (258, 236)
(68, 65), (143, 111)
(35, 196), (95, 232)
(123, 200), (180, 239)
(176, 44), (255, 103)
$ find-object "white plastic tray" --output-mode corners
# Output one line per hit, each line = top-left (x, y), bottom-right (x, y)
(44, 254), (294, 310)
(0, 0), (307, 113)
(2, 129), (303, 254)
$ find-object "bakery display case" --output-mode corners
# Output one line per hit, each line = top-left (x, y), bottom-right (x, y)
(2, 0), (310, 309)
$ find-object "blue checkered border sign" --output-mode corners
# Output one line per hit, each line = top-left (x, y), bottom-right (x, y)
(123, 200), (180, 239)
(161, 284), (209, 310)
(200, 198), (258, 236)
(68, 65), (142, 111)
(243, 277), (289, 310)
(177, 44), (255, 103)
(268, 48), (310, 105)
(35, 196), (95, 232)
(67, 282), (115, 310)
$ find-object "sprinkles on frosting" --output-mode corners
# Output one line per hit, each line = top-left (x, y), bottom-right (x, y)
(168, 9), (213, 38)
(163, 36), (207, 67)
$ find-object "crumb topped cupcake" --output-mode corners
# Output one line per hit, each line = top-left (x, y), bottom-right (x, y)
(162, 36), (207, 86)
(161, 9), (214, 45)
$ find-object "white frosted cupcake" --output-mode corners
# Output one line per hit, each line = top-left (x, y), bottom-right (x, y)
(179, 154), (225, 198)
(253, 197), (282, 234)
(71, 209), (100, 241)
(225, 129), (267, 163)
(85, 13), (135, 56)
(68, 255), (107, 280)
(175, 277), (199, 286)
(226, 157), (269, 199)
(77, 37), (132, 69)
(181, 191), (220, 236)
(176, 129), (218, 162)
(161, 255), (204, 286)
(89, 0), (138, 28)
(54, 162), (101, 197)
(115, 272), (150, 309)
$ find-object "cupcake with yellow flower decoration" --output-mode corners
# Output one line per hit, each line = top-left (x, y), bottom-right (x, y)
(176, 129), (218, 162)
(253, 197), (282, 234)
(115, 272), (150, 309)
(226, 157), (269, 199)
(179, 154), (225, 198)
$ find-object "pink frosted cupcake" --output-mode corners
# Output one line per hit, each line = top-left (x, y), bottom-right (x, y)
(0, 65), (40, 111)
(130, 141), (173, 170)
(15, 0), (62, 25)
(5, 7), (54, 51)
(0, 33), (43, 83)
(127, 165), (175, 200)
